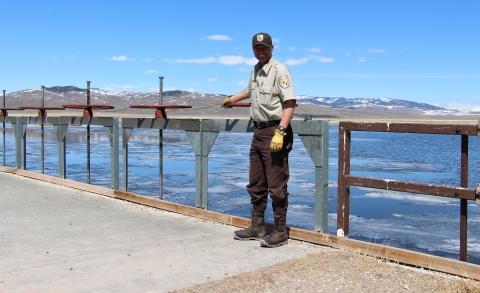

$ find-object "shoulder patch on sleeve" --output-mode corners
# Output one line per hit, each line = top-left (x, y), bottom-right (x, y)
(278, 75), (290, 89)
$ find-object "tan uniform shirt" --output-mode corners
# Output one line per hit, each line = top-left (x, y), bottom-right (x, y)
(247, 56), (296, 122)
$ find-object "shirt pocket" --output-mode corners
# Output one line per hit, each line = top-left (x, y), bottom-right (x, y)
(260, 86), (272, 106)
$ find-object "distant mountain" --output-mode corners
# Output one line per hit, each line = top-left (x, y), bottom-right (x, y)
(3, 86), (474, 119)
(296, 96), (444, 111)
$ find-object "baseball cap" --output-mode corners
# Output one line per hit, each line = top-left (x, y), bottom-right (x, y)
(252, 32), (272, 48)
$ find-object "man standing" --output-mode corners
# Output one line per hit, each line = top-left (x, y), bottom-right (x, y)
(221, 32), (296, 247)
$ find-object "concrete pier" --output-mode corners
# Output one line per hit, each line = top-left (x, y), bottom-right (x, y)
(0, 171), (320, 292)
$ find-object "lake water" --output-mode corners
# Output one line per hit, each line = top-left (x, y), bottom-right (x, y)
(2, 123), (479, 264)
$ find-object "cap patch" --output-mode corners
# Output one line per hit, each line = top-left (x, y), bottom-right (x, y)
(278, 75), (290, 89)
(257, 35), (264, 42)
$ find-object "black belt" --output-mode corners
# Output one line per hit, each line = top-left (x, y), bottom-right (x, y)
(254, 120), (280, 129)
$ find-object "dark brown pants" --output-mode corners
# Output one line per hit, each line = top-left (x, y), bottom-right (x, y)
(246, 124), (293, 218)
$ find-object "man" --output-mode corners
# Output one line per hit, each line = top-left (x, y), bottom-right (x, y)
(221, 32), (296, 247)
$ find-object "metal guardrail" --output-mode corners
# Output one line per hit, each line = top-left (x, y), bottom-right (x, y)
(0, 116), (330, 233)
(1, 116), (119, 189)
(337, 121), (480, 262)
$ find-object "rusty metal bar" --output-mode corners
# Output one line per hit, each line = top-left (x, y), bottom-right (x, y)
(344, 176), (477, 200)
(41, 86), (45, 174)
(159, 76), (164, 199)
(460, 135), (468, 261)
(86, 81), (91, 184)
(340, 121), (478, 135)
(337, 123), (351, 237)
(2, 90), (5, 166)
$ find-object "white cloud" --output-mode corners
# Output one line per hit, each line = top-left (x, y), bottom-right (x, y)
(446, 103), (480, 112)
(185, 88), (195, 92)
(284, 57), (310, 66)
(304, 48), (321, 53)
(272, 38), (280, 43)
(359, 57), (366, 62)
(206, 34), (232, 41)
(164, 87), (178, 91)
(163, 55), (257, 66)
(206, 78), (217, 82)
(144, 58), (154, 62)
(67, 54), (75, 58)
(50, 56), (57, 59)
(218, 55), (257, 65)
(284, 56), (334, 66)
(316, 56), (334, 63)
(102, 84), (140, 92)
(104, 55), (135, 61)
(366, 49), (386, 53)
(237, 80), (248, 87)
(289, 46), (296, 51)
(344, 52), (351, 57)
(145, 69), (157, 74)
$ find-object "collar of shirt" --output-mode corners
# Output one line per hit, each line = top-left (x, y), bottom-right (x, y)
(255, 56), (276, 75)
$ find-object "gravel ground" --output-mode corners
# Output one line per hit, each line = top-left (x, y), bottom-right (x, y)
(171, 244), (480, 293)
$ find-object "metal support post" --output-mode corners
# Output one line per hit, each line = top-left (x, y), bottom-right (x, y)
(86, 81), (91, 184)
(337, 123), (351, 237)
(460, 135), (468, 261)
(186, 125), (219, 209)
(12, 117), (27, 169)
(53, 117), (69, 178)
(41, 86), (45, 173)
(298, 121), (329, 233)
(122, 127), (134, 191)
(2, 90), (5, 166)
(158, 76), (164, 199)
(103, 117), (120, 190)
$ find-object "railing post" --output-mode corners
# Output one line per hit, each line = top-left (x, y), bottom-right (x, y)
(297, 120), (330, 233)
(122, 127), (133, 191)
(103, 117), (119, 190)
(460, 135), (468, 261)
(53, 117), (69, 179)
(186, 122), (218, 210)
(13, 117), (27, 169)
(337, 122), (351, 237)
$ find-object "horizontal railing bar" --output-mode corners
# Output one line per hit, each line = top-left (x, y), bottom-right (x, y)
(340, 121), (478, 135)
(345, 175), (477, 200)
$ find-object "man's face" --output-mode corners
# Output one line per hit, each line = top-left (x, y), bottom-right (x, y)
(253, 44), (274, 64)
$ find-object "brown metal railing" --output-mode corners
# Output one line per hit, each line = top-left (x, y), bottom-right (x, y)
(338, 120), (480, 262)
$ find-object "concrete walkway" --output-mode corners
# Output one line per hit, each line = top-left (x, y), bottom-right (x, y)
(0, 171), (320, 293)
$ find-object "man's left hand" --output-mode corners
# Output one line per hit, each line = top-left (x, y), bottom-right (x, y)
(270, 129), (285, 152)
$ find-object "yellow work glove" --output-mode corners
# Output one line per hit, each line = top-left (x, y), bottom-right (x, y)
(221, 95), (233, 108)
(270, 129), (285, 152)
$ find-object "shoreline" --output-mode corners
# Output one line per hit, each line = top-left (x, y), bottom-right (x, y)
(4, 109), (479, 126)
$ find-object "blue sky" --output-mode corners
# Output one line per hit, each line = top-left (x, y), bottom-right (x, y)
(0, 0), (479, 111)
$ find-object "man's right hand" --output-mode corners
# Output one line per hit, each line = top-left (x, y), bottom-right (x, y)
(221, 95), (233, 108)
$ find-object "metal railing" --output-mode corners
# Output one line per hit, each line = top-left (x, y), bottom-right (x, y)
(0, 116), (330, 233)
(337, 120), (480, 262)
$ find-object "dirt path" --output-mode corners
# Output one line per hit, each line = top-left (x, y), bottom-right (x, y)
(171, 244), (480, 293)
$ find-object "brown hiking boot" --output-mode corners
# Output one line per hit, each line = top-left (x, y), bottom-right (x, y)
(260, 217), (288, 247)
(233, 210), (267, 241)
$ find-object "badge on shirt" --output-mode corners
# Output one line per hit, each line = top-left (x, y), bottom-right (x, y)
(278, 75), (290, 89)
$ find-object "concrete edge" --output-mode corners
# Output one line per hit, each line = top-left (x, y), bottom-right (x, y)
(1, 166), (479, 281)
